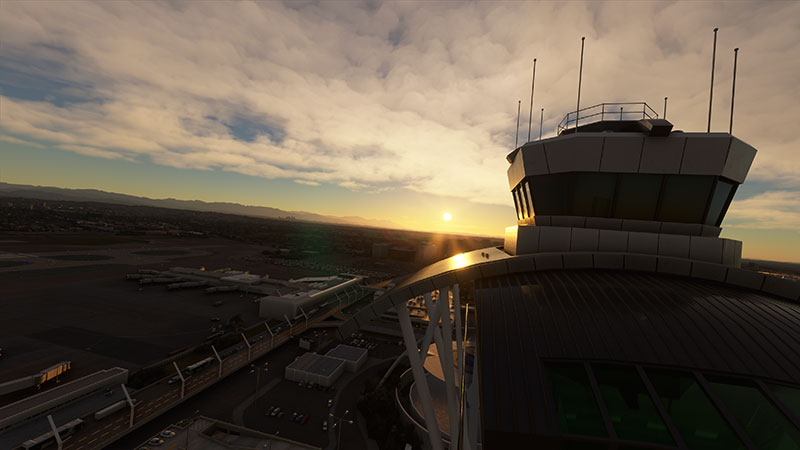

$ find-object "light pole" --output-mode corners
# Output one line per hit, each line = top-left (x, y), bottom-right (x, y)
(252, 362), (269, 408)
(329, 409), (354, 450)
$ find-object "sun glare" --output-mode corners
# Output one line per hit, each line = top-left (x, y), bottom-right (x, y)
(443, 212), (452, 221)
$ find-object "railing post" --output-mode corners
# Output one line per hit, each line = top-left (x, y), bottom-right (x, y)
(601, 103), (604, 121)
(264, 322), (274, 348)
(211, 345), (223, 378)
(241, 332), (252, 360)
(121, 384), (135, 428)
(173, 362), (185, 399)
(620, 107), (623, 120)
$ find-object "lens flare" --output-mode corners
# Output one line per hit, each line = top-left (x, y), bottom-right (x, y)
(443, 212), (452, 221)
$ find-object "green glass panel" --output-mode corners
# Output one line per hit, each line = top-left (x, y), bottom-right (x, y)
(708, 377), (800, 450)
(614, 174), (662, 221)
(547, 363), (608, 437)
(657, 175), (714, 223)
(646, 369), (745, 450)
(593, 365), (675, 446)
(768, 383), (800, 424)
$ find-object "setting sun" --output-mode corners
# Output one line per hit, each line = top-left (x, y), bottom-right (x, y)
(443, 212), (452, 221)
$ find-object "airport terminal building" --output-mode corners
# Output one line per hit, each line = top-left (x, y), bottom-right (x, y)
(340, 103), (800, 450)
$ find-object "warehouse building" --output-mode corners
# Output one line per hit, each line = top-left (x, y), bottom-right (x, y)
(284, 353), (345, 387)
(325, 344), (367, 373)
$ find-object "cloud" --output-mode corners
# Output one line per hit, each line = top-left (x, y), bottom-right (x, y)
(726, 191), (800, 230)
(1, 1), (799, 211)
(0, 135), (44, 148)
(293, 179), (320, 186)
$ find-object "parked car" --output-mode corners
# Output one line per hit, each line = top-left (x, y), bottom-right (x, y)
(265, 406), (275, 416)
(327, 399), (332, 407)
(294, 414), (304, 423)
(300, 414), (310, 425)
(290, 412), (298, 421)
(270, 407), (281, 417)
(322, 420), (328, 431)
(148, 437), (164, 446)
(277, 411), (285, 419)
(160, 430), (176, 439)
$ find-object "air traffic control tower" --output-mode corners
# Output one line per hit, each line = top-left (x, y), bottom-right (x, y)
(504, 102), (753, 269)
(340, 102), (800, 450)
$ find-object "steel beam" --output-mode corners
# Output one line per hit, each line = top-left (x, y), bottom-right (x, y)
(398, 303), (444, 450)
(47, 415), (62, 450)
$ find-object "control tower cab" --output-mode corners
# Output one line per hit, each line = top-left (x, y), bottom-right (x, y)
(505, 102), (756, 271)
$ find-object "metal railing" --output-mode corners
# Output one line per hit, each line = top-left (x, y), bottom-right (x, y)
(557, 102), (658, 135)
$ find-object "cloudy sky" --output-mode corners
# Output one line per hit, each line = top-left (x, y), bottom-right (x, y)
(1, 1), (799, 261)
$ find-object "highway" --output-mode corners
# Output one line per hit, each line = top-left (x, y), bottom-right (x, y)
(55, 298), (351, 450)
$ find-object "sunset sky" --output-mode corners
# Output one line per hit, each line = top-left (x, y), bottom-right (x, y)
(1, 1), (799, 262)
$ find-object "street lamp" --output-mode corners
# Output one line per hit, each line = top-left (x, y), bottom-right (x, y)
(254, 362), (269, 407)
(329, 409), (354, 450)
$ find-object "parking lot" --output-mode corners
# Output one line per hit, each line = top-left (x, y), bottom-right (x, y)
(243, 377), (335, 447)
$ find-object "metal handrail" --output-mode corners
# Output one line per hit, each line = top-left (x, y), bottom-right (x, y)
(557, 102), (658, 135)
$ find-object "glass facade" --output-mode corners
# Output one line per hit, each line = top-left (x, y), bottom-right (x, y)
(593, 365), (674, 446)
(645, 370), (745, 450)
(544, 362), (800, 449)
(546, 363), (608, 437)
(519, 173), (738, 224)
(707, 377), (800, 450)
(767, 383), (800, 423)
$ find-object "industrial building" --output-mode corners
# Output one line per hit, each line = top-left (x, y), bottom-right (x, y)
(284, 353), (346, 387)
(336, 102), (800, 450)
(325, 344), (367, 373)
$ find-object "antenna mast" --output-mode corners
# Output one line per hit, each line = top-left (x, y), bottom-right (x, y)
(539, 108), (544, 140)
(730, 48), (739, 134)
(708, 27), (718, 132)
(663, 97), (668, 119)
(576, 37), (585, 131)
(515, 100), (521, 148)
(527, 58), (537, 142)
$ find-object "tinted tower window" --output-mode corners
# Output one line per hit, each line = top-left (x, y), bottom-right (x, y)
(614, 174), (662, 221)
(705, 179), (735, 226)
(658, 175), (714, 223)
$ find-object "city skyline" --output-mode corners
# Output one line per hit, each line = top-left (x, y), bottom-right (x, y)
(2, 1), (799, 261)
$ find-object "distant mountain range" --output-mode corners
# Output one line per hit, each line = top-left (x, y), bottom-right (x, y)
(0, 182), (401, 229)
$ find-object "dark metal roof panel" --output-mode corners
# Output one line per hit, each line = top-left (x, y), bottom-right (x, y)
(475, 269), (800, 439)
